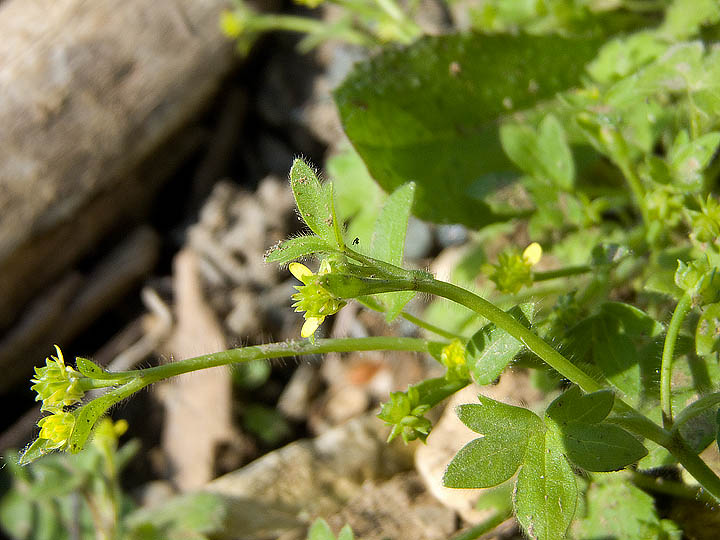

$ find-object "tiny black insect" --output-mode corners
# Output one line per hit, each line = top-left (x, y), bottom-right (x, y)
(352, 237), (360, 245)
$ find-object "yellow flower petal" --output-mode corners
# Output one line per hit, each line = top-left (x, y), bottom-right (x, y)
(523, 242), (542, 266)
(301, 316), (324, 338)
(289, 262), (314, 282)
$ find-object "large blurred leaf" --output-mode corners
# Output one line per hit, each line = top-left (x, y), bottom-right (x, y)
(573, 475), (681, 539)
(335, 33), (602, 227)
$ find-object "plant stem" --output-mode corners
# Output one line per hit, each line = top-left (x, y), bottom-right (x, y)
(126, 337), (434, 384)
(629, 470), (716, 504)
(532, 264), (592, 282)
(418, 278), (604, 393)
(672, 391), (720, 433)
(450, 511), (510, 540)
(251, 14), (372, 47)
(664, 431), (720, 502)
(660, 293), (693, 428)
(400, 310), (465, 340)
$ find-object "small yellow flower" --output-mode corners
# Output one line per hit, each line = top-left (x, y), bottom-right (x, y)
(37, 411), (75, 450)
(289, 261), (345, 338)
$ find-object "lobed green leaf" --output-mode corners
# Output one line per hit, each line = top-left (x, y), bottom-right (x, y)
(444, 396), (542, 488)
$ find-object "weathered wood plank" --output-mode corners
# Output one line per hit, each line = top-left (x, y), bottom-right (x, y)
(0, 0), (235, 329)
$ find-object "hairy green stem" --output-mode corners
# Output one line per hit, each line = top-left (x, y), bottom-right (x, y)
(629, 470), (716, 504)
(124, 337), (435, 385)
(399, 311), (465, 340)
(672, 391), (720, 433)
(418, 278), (604, 393)
(450, 511), (510, 540)
(532, 264), (592, 282)
(660, 293), (693, 428)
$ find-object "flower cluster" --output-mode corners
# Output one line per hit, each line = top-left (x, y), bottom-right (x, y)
(29, 346), (84, 451)
(37, 412), (76, 451)
(31, 345), (84, 411)
(485, 242), (543, 294)
(290, 261), (346, 338)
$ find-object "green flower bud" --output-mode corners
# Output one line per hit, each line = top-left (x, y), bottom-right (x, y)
(31, 346), (85, 411)
(440, 340), (469, 382)
(675, 259), (720, 306)
(486, 243), (542, 294)
(378, 388), (432, 443)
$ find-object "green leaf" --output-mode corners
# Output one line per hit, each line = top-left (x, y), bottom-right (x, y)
(591, 316), (641, 406)
(413, 376), (470, 409)
(606, 42), (705, 107)
(443, 395), (542, 488)
(661, 0), (720, 40)
(573, 474), (678, 540)
(545, 388), (646, 472)
(559, 423), (647, 472)
(337, 525), (354, 540)
(289, 159), (337, 245)
(264, 236), (334, 264)
(328, 145), (385, 249)
(599, 302), (664, 338)
(668, 131), (720, 190)
(369, 182), (417, 321)
(335, 33), (602, 227)
(500, 114), (574, 191)
(74, 357), (129, 381)
(545, 386), (614, 426)
(696, 302), (720, 356)
(444, 435), (528, 489)
(307, 518), (335, 540)
(18, 438), (54, 466)
(716, 407), (720, 453)
(466, 304), (534, 385)
(587, 31), (669, 84)
(514, 429), (577, 540)
(126, 492), (227, 537)
(68, 380), (145, 453)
